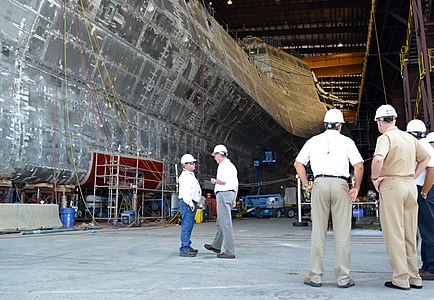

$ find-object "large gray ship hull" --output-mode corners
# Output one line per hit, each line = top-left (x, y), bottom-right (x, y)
(0, 0), (326, 189)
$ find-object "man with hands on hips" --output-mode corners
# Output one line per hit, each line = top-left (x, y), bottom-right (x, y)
(371, 105), (430, 290)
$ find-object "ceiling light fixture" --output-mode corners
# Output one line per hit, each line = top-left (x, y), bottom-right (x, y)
(337, 42), (343, 47)
(227, 0), (232, 4)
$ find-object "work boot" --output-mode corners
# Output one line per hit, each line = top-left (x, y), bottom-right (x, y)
(179, 250), (197, 257)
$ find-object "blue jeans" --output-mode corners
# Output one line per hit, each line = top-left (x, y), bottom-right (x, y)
(179, 200), (197, 253)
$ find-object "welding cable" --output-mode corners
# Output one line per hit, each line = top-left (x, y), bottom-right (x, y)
(50, 1), (104, 224)
(373, 12), (388, 104)
(61, 4), (103, 225)
(52, 0), (63, 200)
(76, 0), (171, 188)
(356, 0), (376, 122)
(74, 1), (181, 191)
(70, 1), (112, 148)
(54, 2), (176, 227)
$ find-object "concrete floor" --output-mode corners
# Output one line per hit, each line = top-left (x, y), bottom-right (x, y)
(0, 218), (432, 300)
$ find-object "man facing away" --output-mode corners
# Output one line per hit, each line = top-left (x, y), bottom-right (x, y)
(204, 144), (238, 259)
(178, 154), (202, 257)
(371, 105), (430, 290)
(294, 108), (364, 288)
(407, 124), (434, 281)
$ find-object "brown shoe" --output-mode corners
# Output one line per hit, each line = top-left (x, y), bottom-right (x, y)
(204, 244), (220, 253)
(179, 250), (197, 257)
(217, 253), (235, 259)
(190, 247), (198, 253)
(420, 269), (434, 280)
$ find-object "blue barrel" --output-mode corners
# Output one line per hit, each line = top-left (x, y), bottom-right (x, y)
(352, 208), (364, 218)
(60, 208), (75, 227)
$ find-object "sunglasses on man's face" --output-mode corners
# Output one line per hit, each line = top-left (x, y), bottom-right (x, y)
(186, 162), (196, 165)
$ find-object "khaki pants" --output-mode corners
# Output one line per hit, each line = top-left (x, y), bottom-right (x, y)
(308, 177), (352, 286)
(379, 177), (422, 287)
(212, 191), (235, 255)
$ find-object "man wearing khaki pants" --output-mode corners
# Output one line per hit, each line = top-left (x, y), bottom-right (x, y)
(294, 108), (363, 288)
(371, 104), (430, 290)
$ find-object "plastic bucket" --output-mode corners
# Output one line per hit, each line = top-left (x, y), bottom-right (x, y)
(60, 208), (75, 227)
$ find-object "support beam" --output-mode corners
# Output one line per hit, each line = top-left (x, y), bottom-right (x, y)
(412, 0), (434, 129)
(303, 52), (365, 77)
(238, 25), (365, 39)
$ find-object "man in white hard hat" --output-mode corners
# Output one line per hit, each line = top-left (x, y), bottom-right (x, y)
(294, 108), (364, 288)
(204, 144), (238, 259)
(415, 130), (434, 281)
(371, 105), (430, 290)
(178, 154), (202, 257)
(406, 120), (434, 206)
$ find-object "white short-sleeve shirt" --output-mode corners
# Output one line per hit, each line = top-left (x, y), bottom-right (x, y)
(415, 138), (434, 186)
(214, 158), (238, 193)
(295, 130), (364, 177)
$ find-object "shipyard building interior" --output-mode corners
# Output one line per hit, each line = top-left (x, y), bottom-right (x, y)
(1, 0), (434, 298)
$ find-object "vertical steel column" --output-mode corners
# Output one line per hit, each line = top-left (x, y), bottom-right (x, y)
(93, 152), (98, 219)
(402, 60), (413, 122)
(412, 0), (434, 129)
(296, 175), (302, 224)
(133, 151), (139, 215)
(115, 146), (121, 221)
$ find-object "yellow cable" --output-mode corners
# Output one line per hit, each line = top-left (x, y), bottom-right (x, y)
(75, 1), (165, 185)
(373, 13), (388, 104)
(414, 84), (421, 118)
(356, 0), (376, 121)
(61, 1), (206, 226)
(78, 0), (172, 188)
(61, 5), (100, 226)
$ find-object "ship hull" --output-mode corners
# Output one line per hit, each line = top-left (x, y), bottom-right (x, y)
(0, 0), (326, 190)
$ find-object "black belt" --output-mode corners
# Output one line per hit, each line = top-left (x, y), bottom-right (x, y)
(216, 190), (235, 194)
(315, 174), (348, 181)
(179, 199), (198, 204)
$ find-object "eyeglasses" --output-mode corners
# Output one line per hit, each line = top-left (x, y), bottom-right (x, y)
(186, 162), (196, 165)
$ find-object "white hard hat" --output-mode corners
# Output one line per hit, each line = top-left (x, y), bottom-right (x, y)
(212, 144), (228, 156)
(180, 153), (196, 164)
(426, 132), (434, 143)
(323, 109), (345, 123)
(374, 104), (397, 121)
(406, 119), (426, 133)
